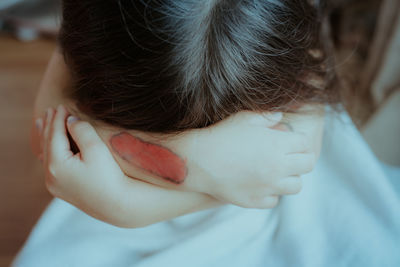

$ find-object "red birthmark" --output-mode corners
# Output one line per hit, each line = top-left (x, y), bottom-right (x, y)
(110, 132), (187, 184)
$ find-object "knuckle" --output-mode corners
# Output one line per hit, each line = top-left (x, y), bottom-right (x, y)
(243, 195), (265, 209)
(247, 194), (279, 209)
(45, 161), (61, 189)
(304, 154), (317, 172)
(47, 160), (59, 177)
(44, 174), (57, 195)
(293, 134), (309, 152)
(264, 196), (279, 208)
(299, 138), (309, 152)
(288, 180), (302, 194)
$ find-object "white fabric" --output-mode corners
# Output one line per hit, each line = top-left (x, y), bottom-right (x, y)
(13, 112), (400, 267)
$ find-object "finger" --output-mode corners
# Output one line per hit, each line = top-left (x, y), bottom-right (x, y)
(66, 117), (108, 161)
(42, 108), (55, 166)
(275, 176), (302, 195)
(245, 193), (280, 209)
(49, 105), (74, 162)
(251, 112), (283, 127)
(271, 121), (293, 132)
(262, 130), (309, 154)
(259, 195), (279, 209)
(39, 115), (48, 155)
(285, 153), (316, 175)
(284, 132), (311, 153)
(35, 118), (43, 134)
(35, 117), (44, 156)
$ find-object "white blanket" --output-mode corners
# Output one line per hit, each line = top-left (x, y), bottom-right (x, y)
(13, 112), (400, 267)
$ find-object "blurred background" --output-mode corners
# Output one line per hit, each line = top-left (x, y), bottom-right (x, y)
(0, 0), (399, 265)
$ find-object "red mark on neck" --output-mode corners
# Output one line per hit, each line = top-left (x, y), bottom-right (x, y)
(110, 132), (187, 184)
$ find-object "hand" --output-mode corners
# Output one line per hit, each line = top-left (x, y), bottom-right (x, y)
(38, 105), (130, 223)
(175, 111), (319, 209)
(37, 105), (220, 227)
(92, 109), (320, 210)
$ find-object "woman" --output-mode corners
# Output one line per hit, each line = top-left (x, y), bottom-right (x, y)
(13, 0), (400, 266)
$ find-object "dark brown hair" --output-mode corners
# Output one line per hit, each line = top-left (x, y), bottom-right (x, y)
(59, 0), (339, 133)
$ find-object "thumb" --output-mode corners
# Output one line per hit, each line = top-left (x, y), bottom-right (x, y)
(66, 117), (108, 161)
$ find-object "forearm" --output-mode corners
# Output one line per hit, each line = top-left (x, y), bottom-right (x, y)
(95, 178), (222, 228)
(34, 50), (325, 229)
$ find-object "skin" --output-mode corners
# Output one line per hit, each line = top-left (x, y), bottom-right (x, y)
(32, 51), (315, 194)
(32, 50), (325, 227)
(38, 106), (222, 227)
(273, 122), (294, 132)
(110, 132), (188, 184)
(108, 121), (293, 185)
(33, 51), (324, 189)
(31, 50), (192, 191)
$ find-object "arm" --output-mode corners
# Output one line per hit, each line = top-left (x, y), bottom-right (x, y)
(33, 51), (323, 228)
(40, 106), (221, 228)
(38, 105), (323, 228)
(31, 51), (223, 227)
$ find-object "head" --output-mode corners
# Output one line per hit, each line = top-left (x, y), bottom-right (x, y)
(59, 0), (339, 134)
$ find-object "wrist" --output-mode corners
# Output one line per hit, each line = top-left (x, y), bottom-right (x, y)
(182, 159), (219, 198)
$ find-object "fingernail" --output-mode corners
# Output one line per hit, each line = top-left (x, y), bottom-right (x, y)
(249, 114), (269, 125)
(67, 116), (79, 124)
(35, 118), (43, 132)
